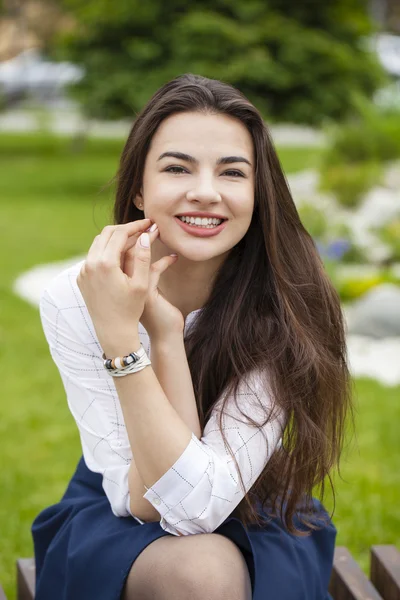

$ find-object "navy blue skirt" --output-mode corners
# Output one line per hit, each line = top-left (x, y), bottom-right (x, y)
(32, 456), (336, 599)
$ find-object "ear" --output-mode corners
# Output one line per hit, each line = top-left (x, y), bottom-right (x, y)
(133, 189), (143, 210)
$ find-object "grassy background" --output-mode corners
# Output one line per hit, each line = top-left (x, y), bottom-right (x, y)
(0, 133), (399, 599)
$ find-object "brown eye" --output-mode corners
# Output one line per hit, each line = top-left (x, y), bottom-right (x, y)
(223, 170), (245, 177)
(165, 166), (187, 174)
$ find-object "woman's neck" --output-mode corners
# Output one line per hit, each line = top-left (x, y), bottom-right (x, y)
(151, 239), (226, 320)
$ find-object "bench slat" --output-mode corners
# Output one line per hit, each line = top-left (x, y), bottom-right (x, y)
(329, 547), (383, 600)
(371, 545), (400, 600)
(0, 584), (7, 600)
(16, 558), (35, 600)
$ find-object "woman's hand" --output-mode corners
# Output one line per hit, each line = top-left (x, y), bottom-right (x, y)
(123, 223), (185, 341)
(77, 219), (154, 352)
(76, 219), (183, 356)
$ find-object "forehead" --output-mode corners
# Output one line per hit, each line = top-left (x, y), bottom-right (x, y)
(148, 111), (253, 159)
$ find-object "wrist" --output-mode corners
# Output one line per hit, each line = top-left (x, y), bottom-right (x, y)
(101, 335), (141, 359)
(149, 331), (184, 349)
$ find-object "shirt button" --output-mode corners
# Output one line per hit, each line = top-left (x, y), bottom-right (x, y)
(153, 498), (161, 505)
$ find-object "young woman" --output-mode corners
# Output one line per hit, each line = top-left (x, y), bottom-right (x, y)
(32, 73), (353, 600)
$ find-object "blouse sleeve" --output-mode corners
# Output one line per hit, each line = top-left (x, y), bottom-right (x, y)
(143, 368), (286, 536)
(39, 261), (146, 521)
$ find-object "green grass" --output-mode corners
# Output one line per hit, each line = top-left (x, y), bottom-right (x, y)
(0, 133), (398, 598)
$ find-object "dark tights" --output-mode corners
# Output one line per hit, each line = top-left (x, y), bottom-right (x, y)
(122, 532), (253, 600)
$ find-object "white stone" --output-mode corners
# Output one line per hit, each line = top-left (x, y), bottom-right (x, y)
(12, 256), (85, 307)
(345, 215), (392, 263)
(383, 161), (400, 190)
(287, 169), (319, 200)
(356, 187), (400, 230)
(347, 283), (400, 338)
(347, 335), (400, 386)
(392, 263), (400, 278)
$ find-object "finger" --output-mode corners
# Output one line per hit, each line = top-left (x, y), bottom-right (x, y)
(123, 225), (159, 278)
(86, 234), (103, 258)
(148, 254), (178, 293)
(88, 219), (151, 259)
(128, 230), (155, 292)
(101, 228), (131, 268)
(122, 222), (158, 255)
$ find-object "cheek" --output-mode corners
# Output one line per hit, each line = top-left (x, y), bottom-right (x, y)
(231, 188), (254, 217)
(146, 177), (184, 205)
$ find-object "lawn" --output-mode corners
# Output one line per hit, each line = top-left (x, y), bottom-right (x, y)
(0, 133), (398, 599)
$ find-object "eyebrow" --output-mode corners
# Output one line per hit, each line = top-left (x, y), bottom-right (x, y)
(157, 151), (252, 167)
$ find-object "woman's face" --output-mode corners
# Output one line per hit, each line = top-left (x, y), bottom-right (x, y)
(135, 111), (255, 263)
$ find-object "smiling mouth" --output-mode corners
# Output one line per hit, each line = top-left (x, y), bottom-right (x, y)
(174, 216), (228, 237)
(176, 216), (226, 229)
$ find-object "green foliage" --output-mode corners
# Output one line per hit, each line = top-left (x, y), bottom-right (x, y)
(319, 161), (383, 208)
(338, 239), (369, 264)
(0, 91), (7, 113)
(322, 260), (400, 302)
(319, 96), (400, 207)
(338, 272), (400, 302)
(298, 202), (330, 240)
(52, 0), (386, 123)
(374, 219), (400, 262)
(299, 204), (366, 265)
(323, 98), (400, 165)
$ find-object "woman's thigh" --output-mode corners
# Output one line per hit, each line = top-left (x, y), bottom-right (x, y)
(122, 532), (252, 600)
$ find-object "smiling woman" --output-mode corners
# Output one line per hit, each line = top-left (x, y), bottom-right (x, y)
(129, 109), (255, 302)
(32, 73), (351, 600)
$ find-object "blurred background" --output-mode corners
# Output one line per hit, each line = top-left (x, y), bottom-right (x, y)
(1, 1), (399, 597)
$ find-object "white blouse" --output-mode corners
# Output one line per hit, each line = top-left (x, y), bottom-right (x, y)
(39, 259), (285, 536)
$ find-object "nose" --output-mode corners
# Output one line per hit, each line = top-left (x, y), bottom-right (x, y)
(186, 176), (222, 203)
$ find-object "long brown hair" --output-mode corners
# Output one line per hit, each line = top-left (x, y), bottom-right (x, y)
(113, 73), (354, 534)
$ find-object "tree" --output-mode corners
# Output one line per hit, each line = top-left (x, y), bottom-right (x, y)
(54, 0), (387, 124)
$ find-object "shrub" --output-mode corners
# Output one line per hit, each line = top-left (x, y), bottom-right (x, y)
(54, 0), (386, 124)
(374, 219), (400, 262)
(338, 275), (386, 302)
(298, 203), (330, 240)
(299, 204), (367, 264)
(322, 94), (400, 165)
(330, 264), (400, 302)
(319, 161), (383, 208)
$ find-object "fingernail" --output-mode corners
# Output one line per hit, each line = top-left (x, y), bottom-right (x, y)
(170, 253), (178, 257)
(149, 223), (158, 232)
(140, 232), (150, 247)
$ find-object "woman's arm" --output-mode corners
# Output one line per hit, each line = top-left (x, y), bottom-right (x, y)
(150, 334), (202, 439)
(109, 354), (193, 515)
(128, 461), (160, 521)
(128, 332), (202, 520)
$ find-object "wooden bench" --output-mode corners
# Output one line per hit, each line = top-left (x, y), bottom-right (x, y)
(330, 546), (400, 600)
(4, 545), (400, 599)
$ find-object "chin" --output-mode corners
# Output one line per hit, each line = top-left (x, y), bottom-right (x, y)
(159, 232), (232, 262)
(174, 246), (231, 263)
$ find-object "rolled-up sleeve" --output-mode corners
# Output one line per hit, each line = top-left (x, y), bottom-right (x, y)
(143, 371), (285, 536)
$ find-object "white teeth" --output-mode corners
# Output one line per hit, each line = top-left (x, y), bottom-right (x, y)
(178, 216), (223, 228)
